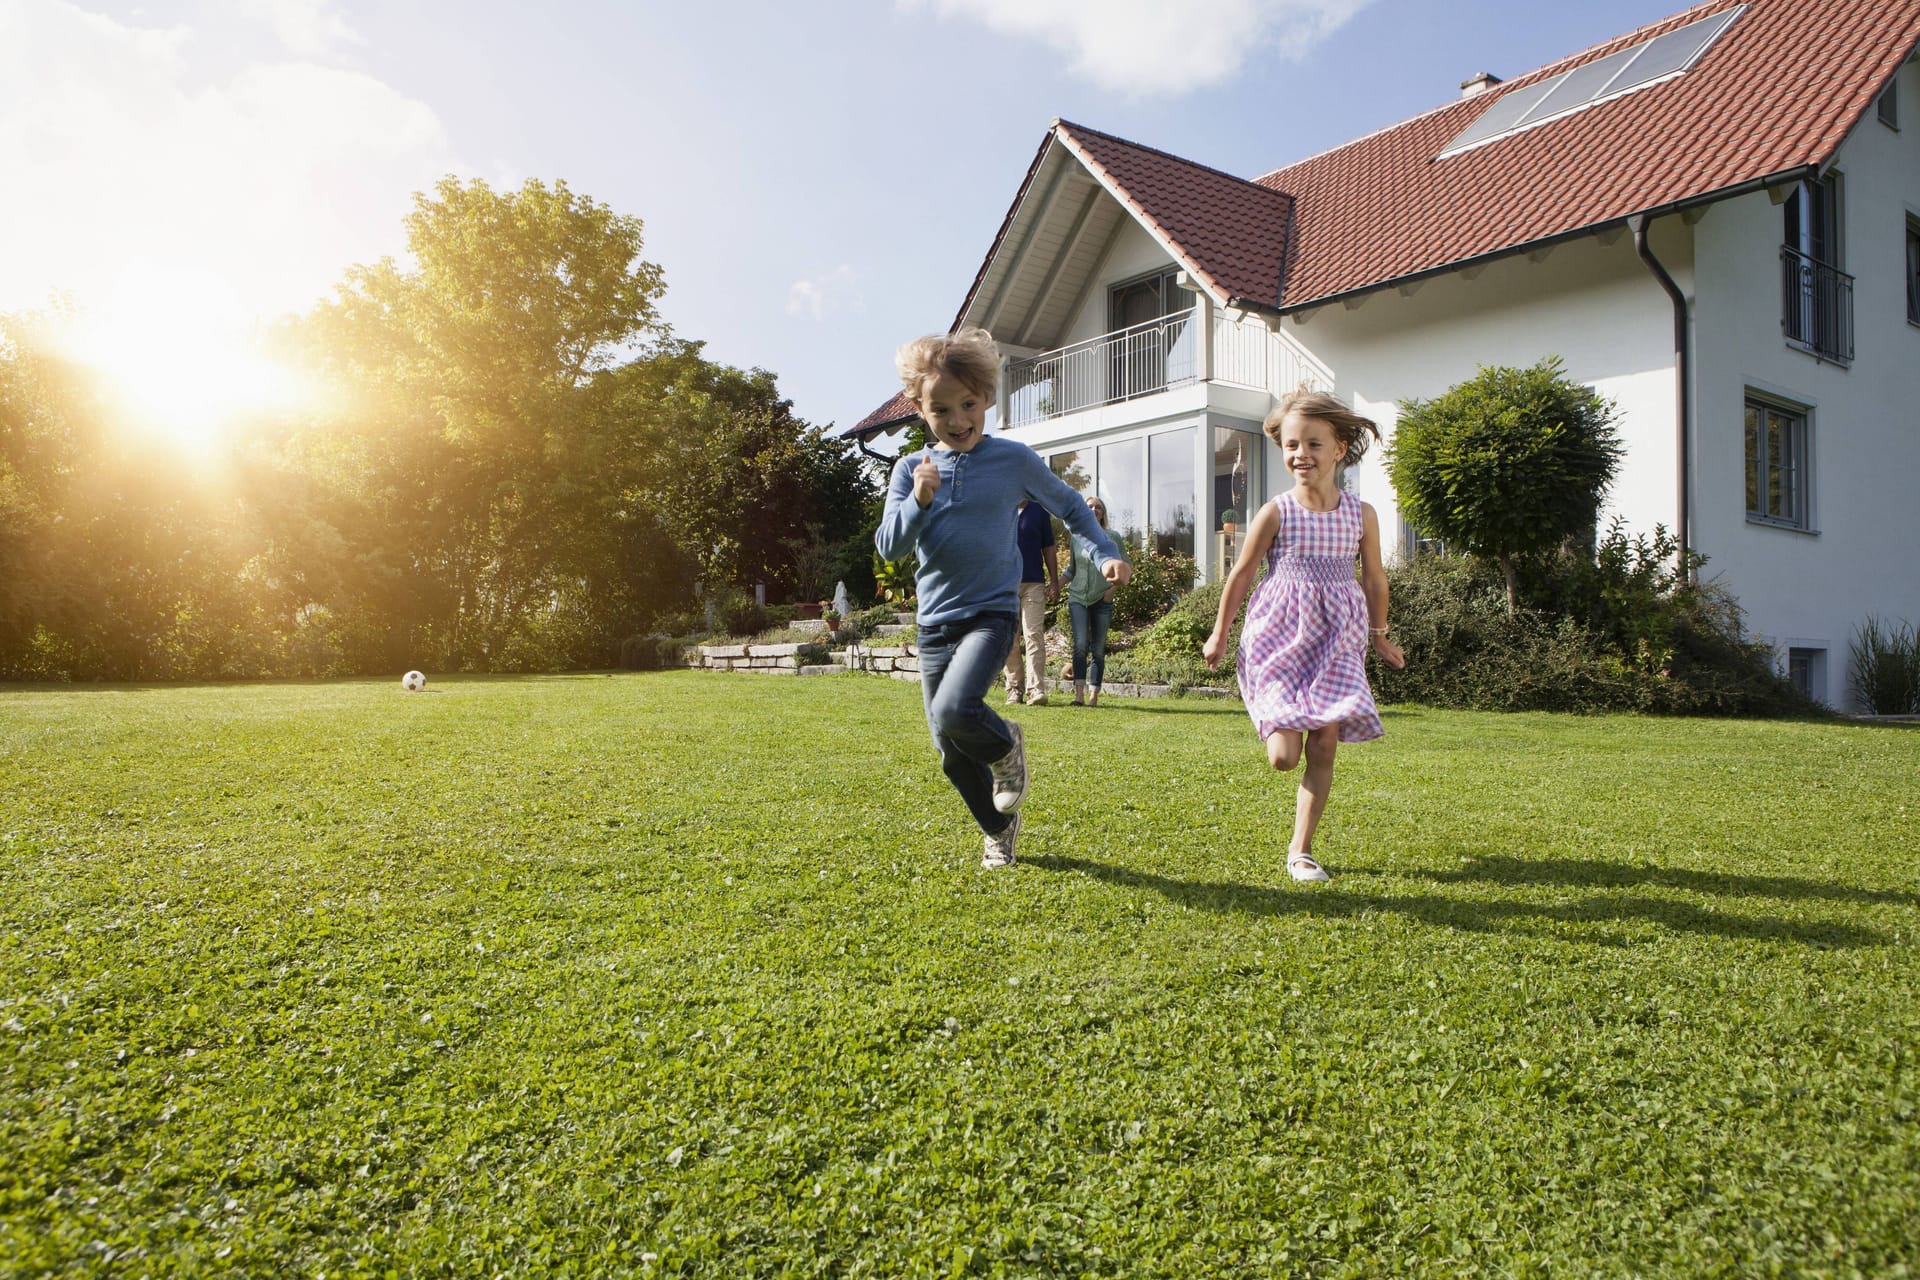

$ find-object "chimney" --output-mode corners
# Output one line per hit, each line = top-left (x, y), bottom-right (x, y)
(1460, 72), (1502, 99)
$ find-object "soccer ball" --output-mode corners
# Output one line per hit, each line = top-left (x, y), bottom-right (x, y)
(402, 670), (427, 692)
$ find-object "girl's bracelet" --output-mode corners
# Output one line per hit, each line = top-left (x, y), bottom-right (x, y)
(1368, 626), (1391, 636)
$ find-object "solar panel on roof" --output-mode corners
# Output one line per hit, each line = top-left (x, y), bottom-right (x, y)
(1441, 79), (1556, 154)
(1525, 46), (1642, 122)
(1609, 6), (1742, 87)
(1438, 4), (1746, 159)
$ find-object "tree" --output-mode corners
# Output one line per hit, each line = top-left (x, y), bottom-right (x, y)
(595, 343), (875, 614)
(288, 177), (668, 665)
(1385, 358), (1622, 611)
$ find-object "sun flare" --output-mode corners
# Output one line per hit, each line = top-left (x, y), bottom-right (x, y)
(59, 264), (309, 452)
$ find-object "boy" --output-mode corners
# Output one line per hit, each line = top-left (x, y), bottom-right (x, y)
(876, 327), (1130, 868)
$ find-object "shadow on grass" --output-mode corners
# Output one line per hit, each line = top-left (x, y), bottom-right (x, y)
(1027, 854), (1888, 949)
(1348, 854), (1920, 909)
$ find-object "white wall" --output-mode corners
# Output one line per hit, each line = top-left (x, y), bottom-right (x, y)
(1689, 56), (1920, 707)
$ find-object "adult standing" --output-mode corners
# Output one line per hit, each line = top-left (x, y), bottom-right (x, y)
(1003, 499), (1059, 706)
(1064, 495), (1118, 706)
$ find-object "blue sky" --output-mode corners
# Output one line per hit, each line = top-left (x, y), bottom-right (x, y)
(3, 0), (1692, 434)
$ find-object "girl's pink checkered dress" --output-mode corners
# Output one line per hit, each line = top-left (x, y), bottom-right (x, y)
(1237, 489), (1383, 744)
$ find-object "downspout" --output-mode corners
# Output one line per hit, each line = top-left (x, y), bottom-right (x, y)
(853, 438), (895, 466)
(1628, 212), (1691, 585)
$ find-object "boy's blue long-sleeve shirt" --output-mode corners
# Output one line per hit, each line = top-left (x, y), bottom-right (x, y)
(876, 435), (1127, 627)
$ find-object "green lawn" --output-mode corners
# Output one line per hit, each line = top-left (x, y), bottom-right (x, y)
(3, 673), (1917, 1278)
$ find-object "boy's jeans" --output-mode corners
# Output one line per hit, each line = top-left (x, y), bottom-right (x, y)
(1069, 598), (1114, 689)
(918, 612), (1018, 834)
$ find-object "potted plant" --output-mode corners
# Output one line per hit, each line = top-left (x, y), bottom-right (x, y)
(821, 600), (839, 632)
(1220, 508), (1241, 533)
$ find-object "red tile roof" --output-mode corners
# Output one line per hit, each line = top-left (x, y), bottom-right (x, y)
(1257, 0), (1920, 308)
(852, 389), (917, 435)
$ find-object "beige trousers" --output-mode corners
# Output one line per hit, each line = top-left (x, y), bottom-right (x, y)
(1003, 581), (1049, 699)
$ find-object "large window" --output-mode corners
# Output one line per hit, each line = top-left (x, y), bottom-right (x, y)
(1049, 449), (1091, 498)
(1096, 438), (1146, 550)
(1213, 426), (1258, 568)
(1149, 428), (1196, 559)
(1050, 428), (1200, 568)
(1744, 395), (1810, 529)
(1108, 268), (1194, 331)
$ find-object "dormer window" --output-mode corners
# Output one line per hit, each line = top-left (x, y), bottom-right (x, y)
(1438, 6), (1744, 159)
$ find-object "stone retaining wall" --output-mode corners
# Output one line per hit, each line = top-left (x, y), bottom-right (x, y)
(688, 642), (837, 677)
(690, 641), (919, 680)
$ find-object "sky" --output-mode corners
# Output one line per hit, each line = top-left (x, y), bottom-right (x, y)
(1, 0), (1699, 434)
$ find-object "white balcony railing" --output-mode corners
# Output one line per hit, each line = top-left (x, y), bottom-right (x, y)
(1208, 309), (1332, 397)
(1004, 310), (1198, 428)
(1002, 307), (1331, 429)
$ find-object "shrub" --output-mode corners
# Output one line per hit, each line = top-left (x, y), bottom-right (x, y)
(1386, 358), (1622, 610)
(649, 609), (706, 638)
(1849, 617), (1920, 714)
(711, 589), (767, 638)
(873, 552), (916, 607)
(1112, 547), (1197, 628)
(1373, 553), (1809, 715)
(1097, 579), (1245, 692)
(850, 604), (900, 640)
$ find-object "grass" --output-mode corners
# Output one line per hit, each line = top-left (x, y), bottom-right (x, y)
(3, 673), (1917, 1278)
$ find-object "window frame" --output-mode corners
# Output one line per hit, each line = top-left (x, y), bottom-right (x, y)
(1743, 392), (1814, 532)
(1906, 215), (1920, 327)
(1879, 81), (1899, 130)
(1106, 267), (1195, 331)
(1786, 647), (1825, 702)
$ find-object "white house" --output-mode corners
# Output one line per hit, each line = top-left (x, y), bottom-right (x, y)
(844, 0), (1920, 709)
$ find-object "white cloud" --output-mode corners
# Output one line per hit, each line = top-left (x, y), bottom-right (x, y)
(901, 0), (1377, 96)
(232, 0), (363, 58)
(0, 0), (454, 327)
(787, 265), (861, 321)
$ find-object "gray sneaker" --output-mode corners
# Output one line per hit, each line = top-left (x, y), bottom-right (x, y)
(982, 812), (1021, 868)
(988, 721), (1028, 814)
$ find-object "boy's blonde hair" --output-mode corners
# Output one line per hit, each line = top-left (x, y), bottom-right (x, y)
(896, 326), (999, 404)
(1266, 387), (1382, 466)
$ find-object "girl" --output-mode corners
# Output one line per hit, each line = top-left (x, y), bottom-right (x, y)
(1202, 390), (1406, 882)
(1063, 495), (1116, 707)
(876, 328), (1130, 869)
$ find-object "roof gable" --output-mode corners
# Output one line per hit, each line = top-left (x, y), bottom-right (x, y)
(1048, 122), (1295, 312)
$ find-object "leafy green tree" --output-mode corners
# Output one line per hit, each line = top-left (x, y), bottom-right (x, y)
(1385, 357), (1622, 611)
(596, 343), (873, 614)
(288, 176), (668, 666)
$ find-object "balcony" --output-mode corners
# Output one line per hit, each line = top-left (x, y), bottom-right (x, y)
(1780, 245), (1854, 366)
(1003, 307), (1331, 429)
